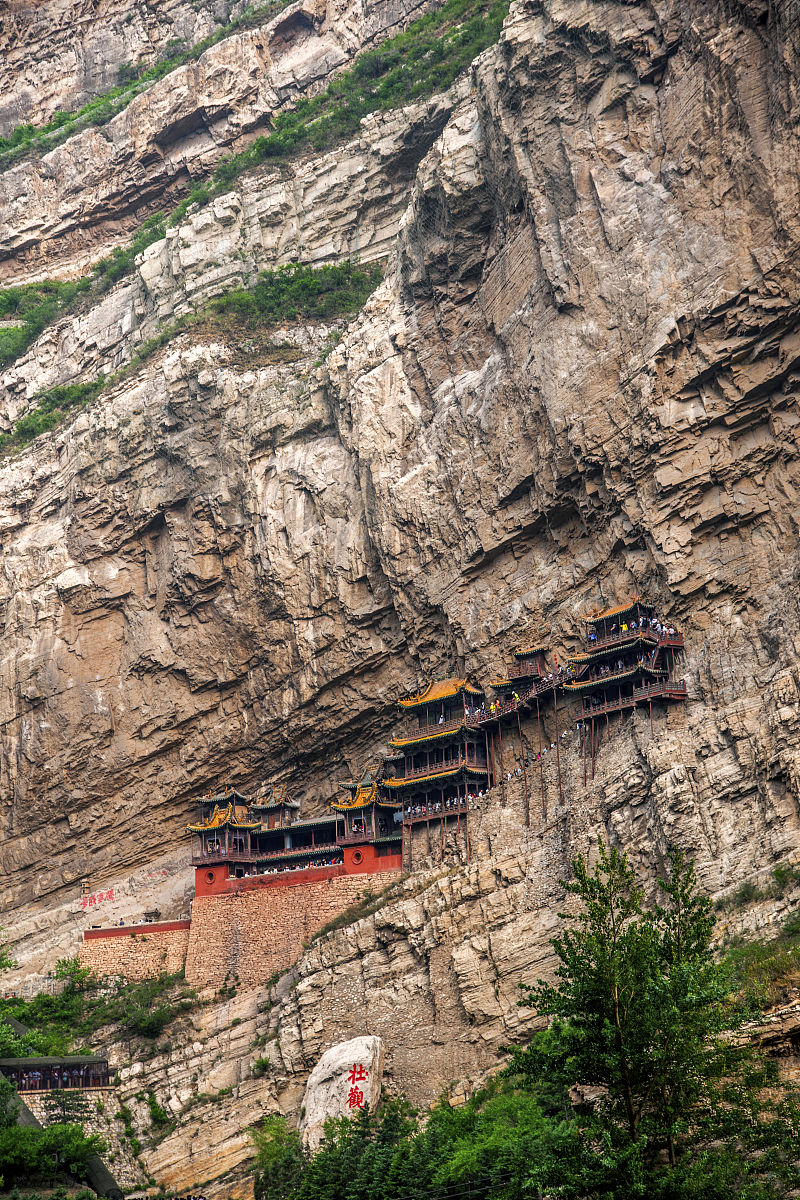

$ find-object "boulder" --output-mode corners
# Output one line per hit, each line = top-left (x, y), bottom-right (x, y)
(300, 1035), (383, 1150)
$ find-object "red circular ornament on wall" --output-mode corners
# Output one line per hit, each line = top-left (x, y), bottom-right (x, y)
(352, 850), (363, 865)
(205, 871), (215, 884)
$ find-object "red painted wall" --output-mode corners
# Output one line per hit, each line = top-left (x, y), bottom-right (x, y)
(194, 852), (402, 898)
(83, 920), (191, 940)
(342, 845), (402, 873)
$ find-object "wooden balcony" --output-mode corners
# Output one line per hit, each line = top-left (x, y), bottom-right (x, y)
(391, 716), (466, 741)
(581, 678), (687, 719)
(192, 843), (340, 866)
(390, 757), (488, 784)
(586, 629), (684, 653)
(336, 830), (395, 845)
(402, 797), (468, 824)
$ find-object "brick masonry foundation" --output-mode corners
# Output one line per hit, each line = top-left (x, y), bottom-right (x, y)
(78, 921), (191, 981)
(185, 869), (398, 989)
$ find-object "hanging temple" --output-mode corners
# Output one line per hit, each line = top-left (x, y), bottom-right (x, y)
(186, 597), (687, 894)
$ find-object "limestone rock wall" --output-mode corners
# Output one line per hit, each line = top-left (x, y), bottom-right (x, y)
(2, 0), (800, 1190)
(0, 0), (435, 279)
(0, 90), (457, 425)
(2, 0), (800, 982)
(0, 0), (243, 138)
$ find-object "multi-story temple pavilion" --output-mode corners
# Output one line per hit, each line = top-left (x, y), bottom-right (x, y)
(561, 597), (687, 778)
(188, 778), (403, 895)
(379, 679), (491, 853)
(188, 785), (343, 894)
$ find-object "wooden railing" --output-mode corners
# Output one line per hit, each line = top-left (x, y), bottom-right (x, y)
(392, 715), (466, 741)
(403, 797), (468, 823)
(581, 678), (687, 719)
(192, 843), (340, 866)
(506, 661), (544, 681)
(390, 757), (488, 783)
(192, 848), (262, 864)
(585, 629), (684, 653)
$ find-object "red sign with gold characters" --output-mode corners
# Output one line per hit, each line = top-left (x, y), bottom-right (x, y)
(346, 1063), (369, 1109)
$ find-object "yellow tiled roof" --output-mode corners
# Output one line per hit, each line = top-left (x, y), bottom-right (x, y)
(398, 678), (482, 708)
(187, 802), (260, 833)
(583, 596), (648, 623)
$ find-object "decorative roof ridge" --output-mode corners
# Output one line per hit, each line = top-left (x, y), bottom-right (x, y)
(397, 677), (483, 709)
(583, 596), (657, 623)
(513, 644), (547, 659)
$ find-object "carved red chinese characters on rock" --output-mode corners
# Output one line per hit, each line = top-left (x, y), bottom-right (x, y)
(346, 1063), (368, 1108)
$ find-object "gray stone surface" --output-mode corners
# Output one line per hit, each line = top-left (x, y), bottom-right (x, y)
(300, 1034), (383, 1148)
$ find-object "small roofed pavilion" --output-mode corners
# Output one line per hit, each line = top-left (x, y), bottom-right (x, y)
(487, 643), (558, 710)
(187, 791), (261, 868)
(249, 782), (299, 829)
(331, 763), (403, 869)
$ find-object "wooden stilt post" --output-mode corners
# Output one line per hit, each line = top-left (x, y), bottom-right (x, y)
(553, 685), (564, 808)
(587, 715), (594, 782)
(582, 707), (587, 788)
(497, 718), (506, 806)
(517, 708), (529, 827)
(490, 731), (497, 797)
(484, 730), (492, 788)
(535, 691), (546, 821)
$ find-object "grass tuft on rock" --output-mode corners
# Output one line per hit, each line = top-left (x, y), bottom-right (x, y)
(0, 280), (91, 368)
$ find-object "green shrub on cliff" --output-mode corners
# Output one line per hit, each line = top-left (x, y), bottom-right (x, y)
(0, 0), (294, 171)
(0, 0), (508, 370)
(0, 967), (193, 1052)
(0, 280), (91, 369)
(206, 0), (509, 193)
(211, 261), (383, 325)
(0, 258), (382, 455)
(0, 1075), (103, 1188)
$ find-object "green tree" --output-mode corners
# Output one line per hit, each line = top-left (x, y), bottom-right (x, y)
(512, 842), (800, 1198)
(0, 1074), (102, 1187)
(40, 1088), (92, 1127)
(251, 1114), (307, 1200)
(0, 927), (17, 973)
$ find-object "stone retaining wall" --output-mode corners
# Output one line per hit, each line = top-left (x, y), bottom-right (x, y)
(78, 921), (191, 981)
(24, 1087), (146, 1190)
(185, 870), (397, 989)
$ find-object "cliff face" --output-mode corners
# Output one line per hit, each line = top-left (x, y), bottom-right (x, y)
(0, 0), (243, 138)
(2, 0), (800, 1188)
